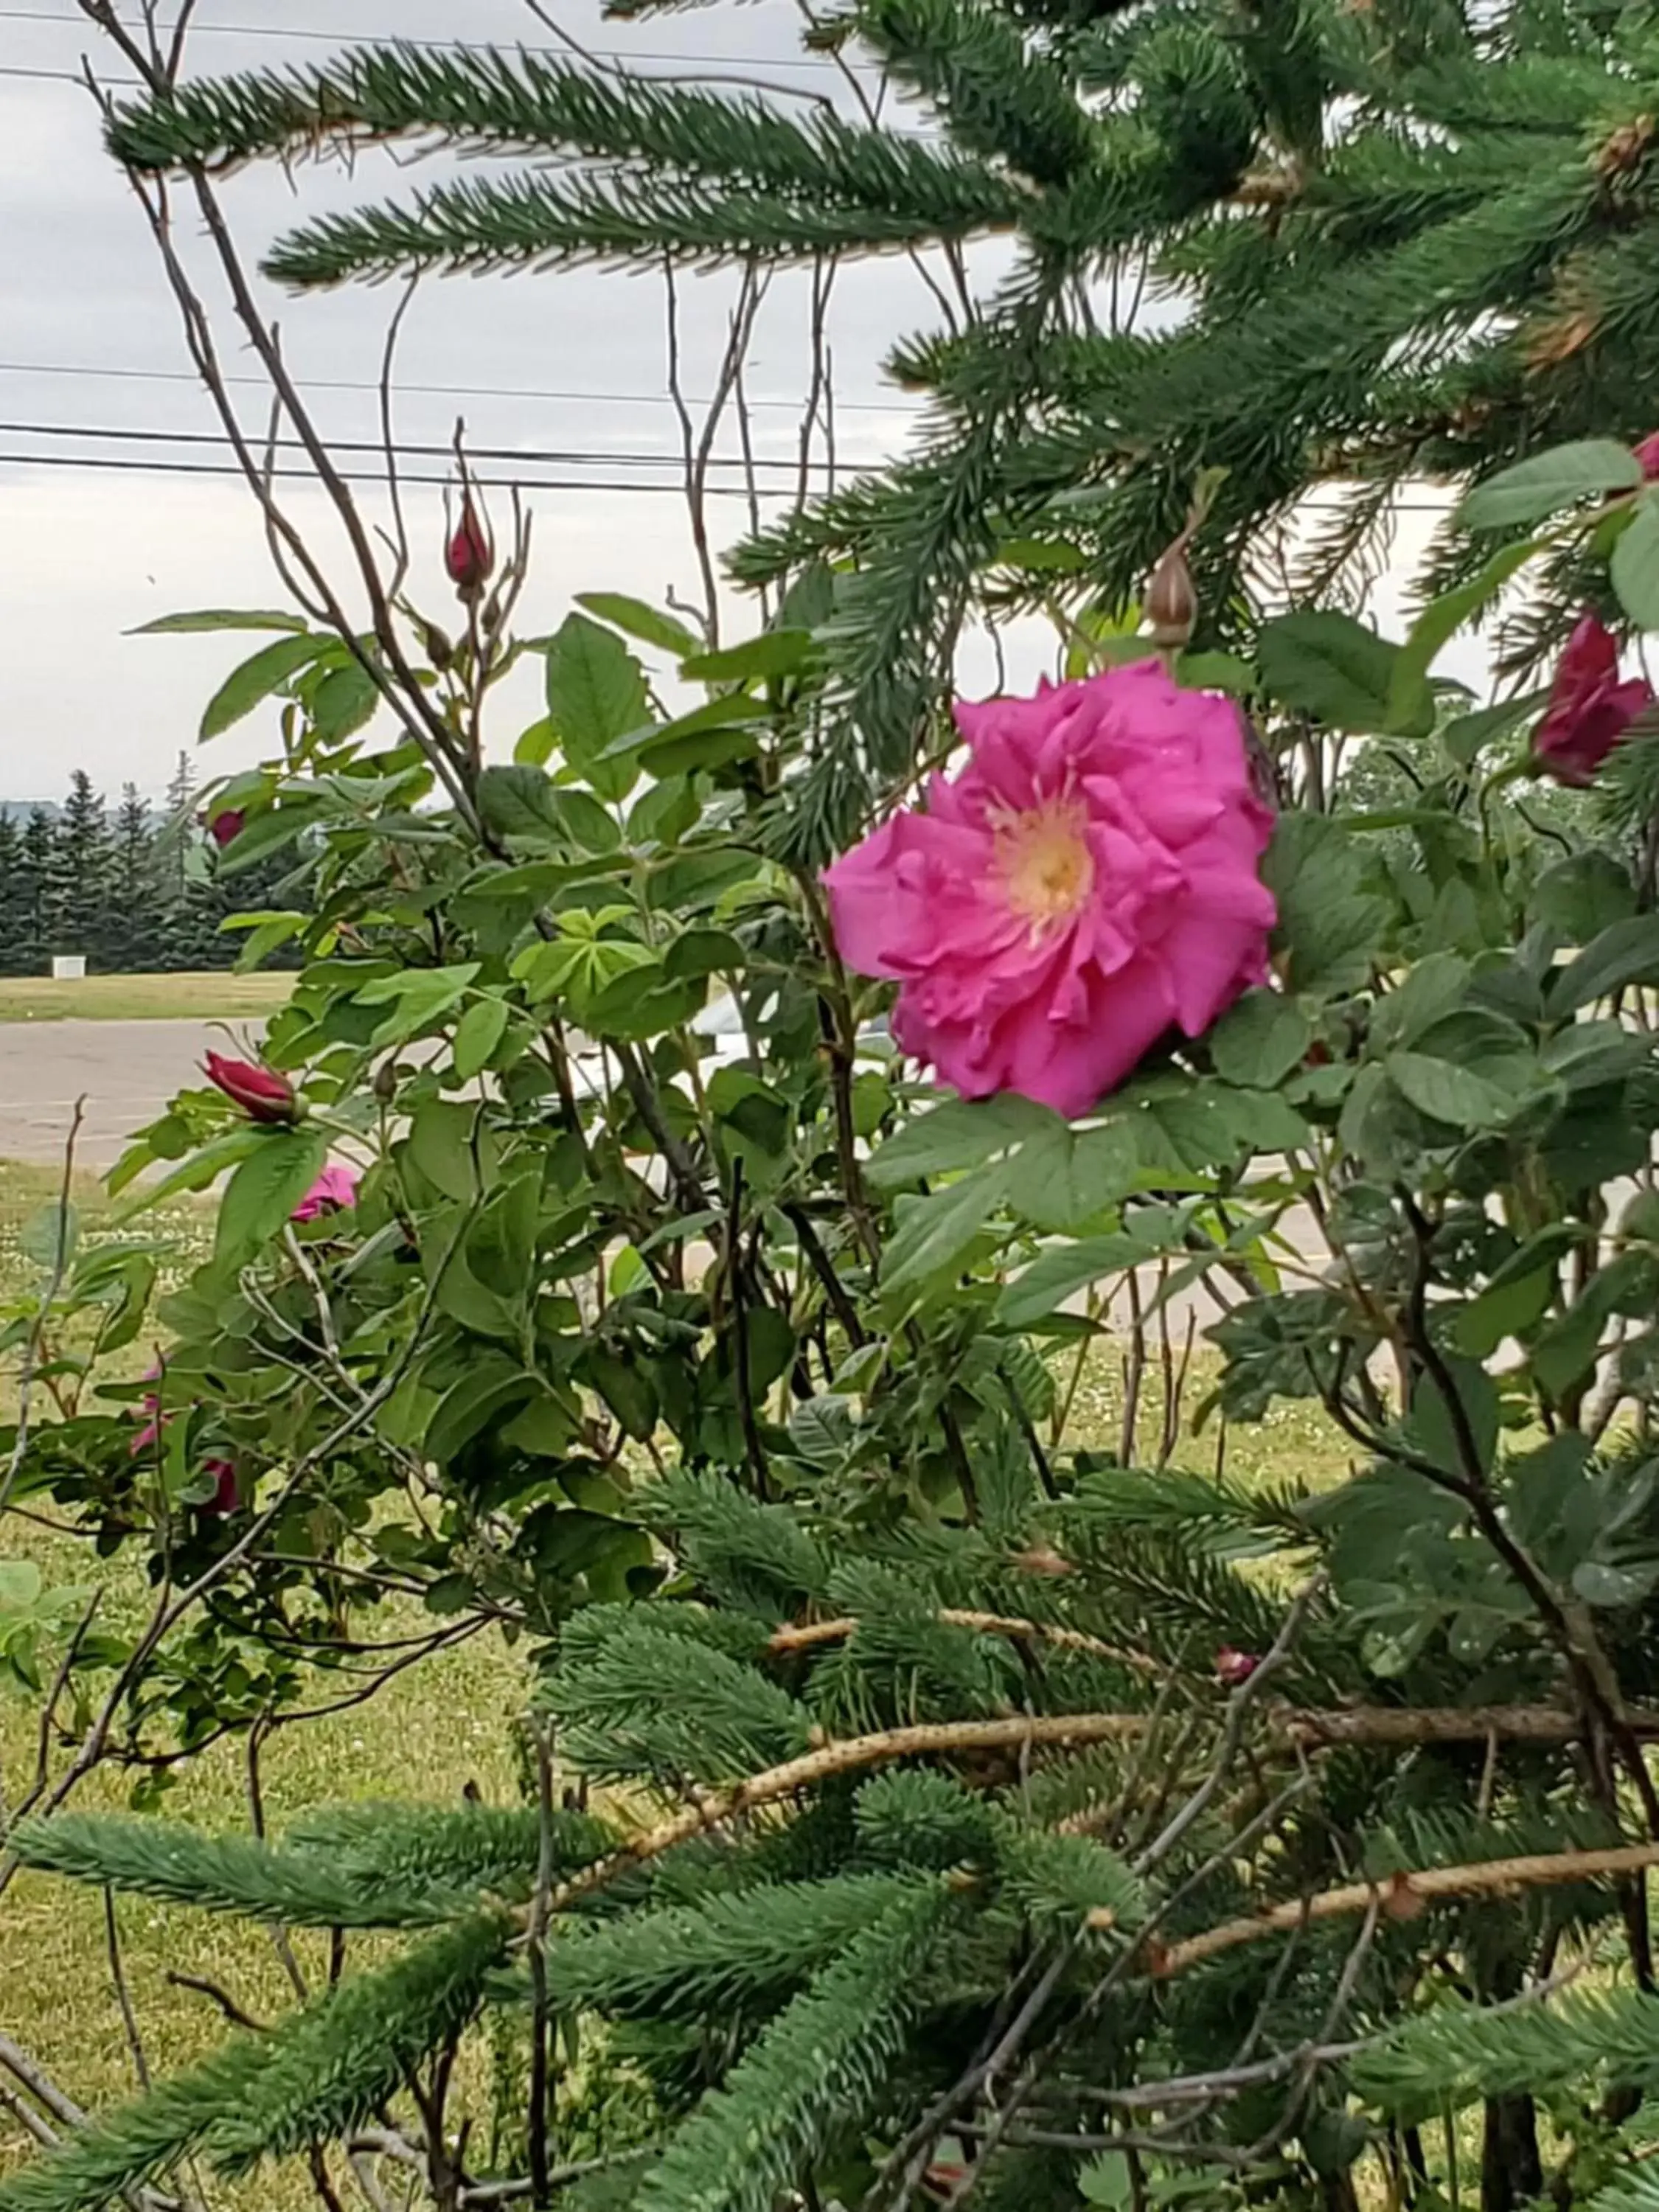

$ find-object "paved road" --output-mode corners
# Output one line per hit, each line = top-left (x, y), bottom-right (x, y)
(0, 1019), (224, 1169)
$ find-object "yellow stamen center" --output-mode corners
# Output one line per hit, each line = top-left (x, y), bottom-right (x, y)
(996, 799), (1093, 933)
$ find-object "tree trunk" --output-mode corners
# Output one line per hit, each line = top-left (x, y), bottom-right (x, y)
(1482, 2093), (1543, 2212)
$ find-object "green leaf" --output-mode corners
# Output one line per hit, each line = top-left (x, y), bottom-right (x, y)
(1613, 496), (1659, 631)
(1458, 439), (1642, 530)
(1208, 990), (1312, 1088)
(1391, 540), (1539, 724)
(200, 634), (332, 740)
(544, 613), (650, 802)
(452, 997), (510, 1083)
(996, 1234), (1142, 1329)
(1258, 611), (1427, 734)
(130, 608), (308, 635)
(1441, 689), (1548, 768)
(354, 965), (481, 1047)
(881, 1166), (1010, 1298)
(639, 722), (761, 779)
(1526, 852), (1636, 943)
(681, 630), (815, 684)
(307, 660), (380, 741)
(215, 1128), (328, 1265)
(1263, 814), (1387, 1000)
(1006, 1121), (1141, 1233)
(477, 766), (563, 844)
(1384, 1051), (1519, 1130)
(599, 692), (768, 765)
(1176, 650), (1255, 695)
(576, 591), (703, 659)
(1549, 914), (1659, 1015)
(866, 1095), (1060, 1189)
(665, 928), (745, 983)
(19, 1200), (78, 1275)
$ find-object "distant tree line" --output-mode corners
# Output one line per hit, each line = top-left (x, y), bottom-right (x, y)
(0, 754), (295, 976)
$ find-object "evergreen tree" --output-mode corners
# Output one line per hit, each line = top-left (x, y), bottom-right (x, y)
(17, 806), (59, 973)
(111, 783), (162, 972)
(0, 811), (25, 975)
(100, 0), (1659, 847)
(50, 771), (111, 968)
(150, 751), (217, 971)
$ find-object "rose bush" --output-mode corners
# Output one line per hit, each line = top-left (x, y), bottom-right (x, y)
(15, 431), (1659, 2211)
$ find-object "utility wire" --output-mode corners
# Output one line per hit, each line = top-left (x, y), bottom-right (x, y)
(0, 446), (796, 495)
(0, 443), (1453, 513)
(0, 417), (860, 476)
(0, 5), (852, 71)
(0, 355), (914, 417)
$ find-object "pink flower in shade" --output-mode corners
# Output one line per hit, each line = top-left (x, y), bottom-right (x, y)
(1215, 1646), (1260, 1688)
(291, 1162), (362, 1225)
(201, 1458), (240, 1516)
(1532, 615), (1654, 787)
(1635, 433), (1659, 481)
(824, 661), (1277, 1119)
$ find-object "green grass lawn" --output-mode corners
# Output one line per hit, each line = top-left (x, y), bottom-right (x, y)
(0, 973), (293, 1024)
(0, 1153), (1346, 2206)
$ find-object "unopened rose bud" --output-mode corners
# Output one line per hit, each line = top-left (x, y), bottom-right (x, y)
(445, 495), (493, 600)
(206, 807), (244, 850)
(373, 1058), (398, 1104)
(203, 1051), (298, 1126)
(1145, 538), (1197, 650)
(1215, 1646), (1259, 1687)
(201, 1458), (240, 1516)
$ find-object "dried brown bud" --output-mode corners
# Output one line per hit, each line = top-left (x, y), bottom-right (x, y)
(372, 1057), (398, 1104)
(1145, 538), (1197, 650)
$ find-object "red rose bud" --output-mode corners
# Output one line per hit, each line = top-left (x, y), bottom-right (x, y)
(201, 1458), (240, 1516)
(207, 807), (244, 850)
(1533, 613), (1654, 787)
(204, 1050), (298, 1125)
(1635, 432), (1659, 481)
(1215, 1646), (1260, 1687)
(445, 496), (494, 599)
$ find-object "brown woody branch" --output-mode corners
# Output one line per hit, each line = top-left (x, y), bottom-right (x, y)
(1148, 1839), (1659, 1977)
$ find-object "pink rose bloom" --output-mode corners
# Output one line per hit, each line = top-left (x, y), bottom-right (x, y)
(1533, 615), (1653, 787)
(824, 662), (1276, 1118)
(1214, 1646), (1260, 1687)
(291, 1162), (362, 1224)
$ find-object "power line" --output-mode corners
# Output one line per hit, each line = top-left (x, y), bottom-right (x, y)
(0, 355), (914, 418)
(0, 442), (1453, 515)
(0, 6), (851, 71)
(0, 416), (866, 477)
(0, 445), (793, 496)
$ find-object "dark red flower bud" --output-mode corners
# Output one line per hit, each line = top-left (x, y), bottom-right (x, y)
(1215, 1646), (1260, 1687)
(201, 1458), (240, 1516)
(203, 1050), (298, 1125)
(445, 497), (494, 599)
(1532, 614), (1654, 787)
(207, 807), (245, 850)
(1635, 432), (1659, 481)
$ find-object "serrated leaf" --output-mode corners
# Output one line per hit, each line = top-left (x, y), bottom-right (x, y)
(1385, 1051), (1519, 1130)
(1258, 611), (1428, 734)
(200, 634), (332, 740)
(1458, 439), (1642, 530)
(130, 608), (307, 635)
(1391, 539), (1539, 724)
(215, 1128), (328, 1265)
(1208, 990), (1312, 1088)
(881, 1166), (1010, 1298)
(576, 591), (703, 659)
(866, 1096), (1060, 1189)
(544, 613), (650, 802)
(452, 997), (510, 1083)
(996, 1234), (1142, 1329)
(1549, 914), (1659, 1015)
(681, 630), (814, 683)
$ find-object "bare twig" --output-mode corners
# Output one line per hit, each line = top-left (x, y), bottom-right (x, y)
(1, 1098), (86, 1518)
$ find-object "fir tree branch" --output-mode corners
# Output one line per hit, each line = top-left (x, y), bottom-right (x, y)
(768, 1610), (1157, 1669)
(1151, 1840), (1659, 1980)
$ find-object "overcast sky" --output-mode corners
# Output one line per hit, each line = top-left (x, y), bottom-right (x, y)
(0, 0), (1466, 804)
